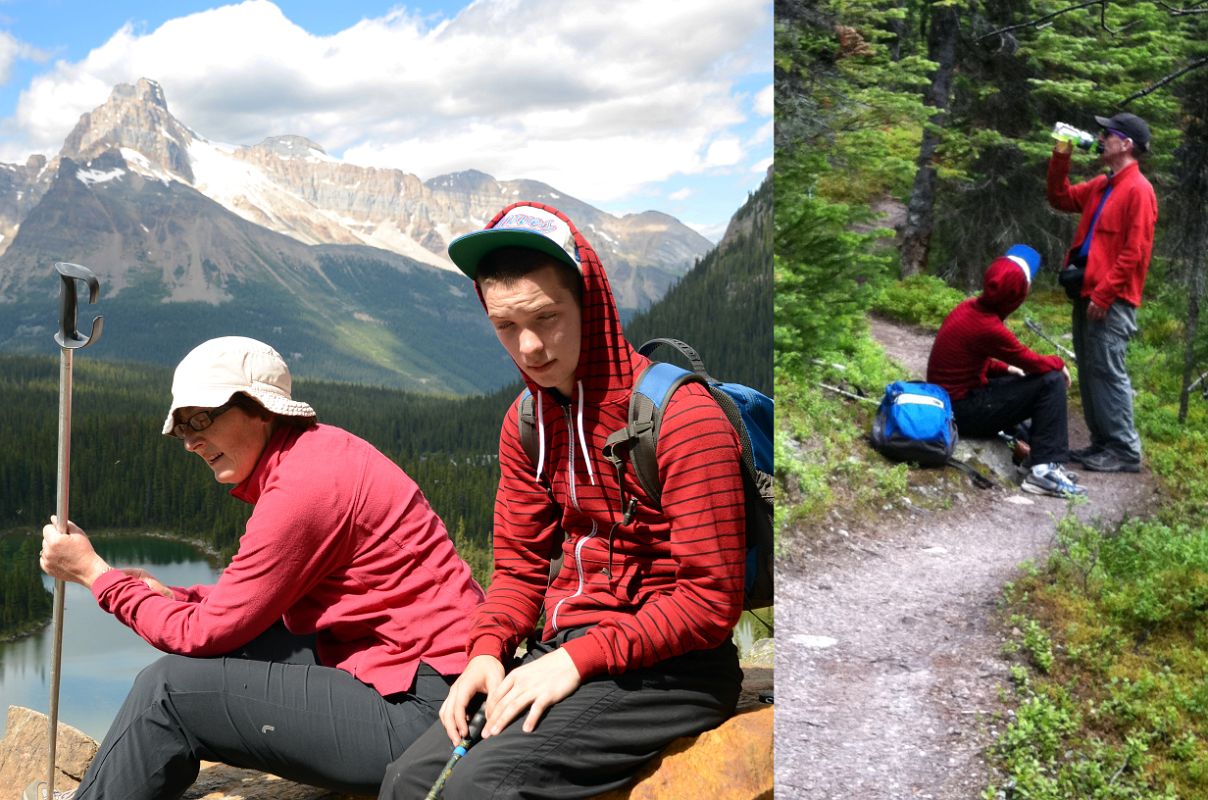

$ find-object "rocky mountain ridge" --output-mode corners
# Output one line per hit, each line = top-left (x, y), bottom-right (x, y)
(0, 78), (709, 308)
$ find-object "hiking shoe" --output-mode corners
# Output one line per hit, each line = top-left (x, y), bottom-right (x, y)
(22, 782), (76, 800)
(1022, 464), (1088, 498)
(1079, 451), (1141, 473)
(1068, 445), (1102, 463)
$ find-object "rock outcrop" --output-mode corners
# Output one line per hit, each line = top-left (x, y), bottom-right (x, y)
(0, 706), (97, 796)
(3, 655), (773, 799)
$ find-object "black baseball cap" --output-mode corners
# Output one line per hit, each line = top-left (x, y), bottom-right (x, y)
(1094, 112), (1151, 153)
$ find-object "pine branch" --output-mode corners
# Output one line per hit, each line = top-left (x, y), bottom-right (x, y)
(1153, 0), (1208, 13)
(977, 0), (1109, 42)
(1121, 56), (1208, 105)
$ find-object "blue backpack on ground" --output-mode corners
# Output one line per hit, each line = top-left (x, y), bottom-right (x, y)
(518, 337), (774, 611)
(870, 381), (958, 467)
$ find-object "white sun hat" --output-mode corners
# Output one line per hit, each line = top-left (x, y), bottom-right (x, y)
(161, 336), (316, 435)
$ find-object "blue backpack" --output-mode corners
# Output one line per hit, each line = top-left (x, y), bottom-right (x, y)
(870, 381), (958, 467)
(519, 338), (774, 610)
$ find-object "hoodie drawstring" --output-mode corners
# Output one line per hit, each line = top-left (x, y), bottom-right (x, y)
(576, 381), (596, 486)
(534, 394), (546, 482)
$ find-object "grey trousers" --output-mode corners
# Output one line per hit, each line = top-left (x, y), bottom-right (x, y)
(378, 629), (742, 800)
(1072, 298), (1142, 462)
(74, 624), (452, 800)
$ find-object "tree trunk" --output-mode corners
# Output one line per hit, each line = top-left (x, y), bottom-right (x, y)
(899, 4), (960, 279)
(1179, 286), (1201, 424)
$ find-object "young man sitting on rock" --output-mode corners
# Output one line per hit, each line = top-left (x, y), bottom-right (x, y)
(378, 201), (747, 799)
(926, 245), (1086, 499)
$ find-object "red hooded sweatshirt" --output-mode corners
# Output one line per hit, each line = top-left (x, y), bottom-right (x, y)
(926, 257), (1065, 401)
(465, 201), (746, 680)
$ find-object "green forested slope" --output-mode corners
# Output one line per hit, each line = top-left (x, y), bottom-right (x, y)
(626, 175), (772, 396)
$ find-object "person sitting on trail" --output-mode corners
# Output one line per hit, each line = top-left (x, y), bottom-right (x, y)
(378, 202), (747, 800)
(926, 246), (1085, 499)
(31, 336), (484, 800)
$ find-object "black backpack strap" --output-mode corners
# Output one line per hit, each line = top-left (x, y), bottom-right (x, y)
(518, 388), (538, 465)
(602, 362), (703, 520)
(946, 456), (996, 490)
(638, 337), (715, 382)
(515, 388), (564, 584)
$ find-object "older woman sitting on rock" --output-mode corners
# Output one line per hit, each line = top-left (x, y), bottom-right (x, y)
(28, 336), (484, 800)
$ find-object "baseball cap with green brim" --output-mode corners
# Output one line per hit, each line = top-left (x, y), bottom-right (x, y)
(447, 206), (580, 280)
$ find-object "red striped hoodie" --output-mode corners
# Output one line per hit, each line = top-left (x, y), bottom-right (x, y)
(465, 202), (746, 680)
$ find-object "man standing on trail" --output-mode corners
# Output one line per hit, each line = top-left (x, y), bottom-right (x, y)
(378, 202), (746, 799)
(927, 245), (1085, 499)
(1047, 112), (1158, 473)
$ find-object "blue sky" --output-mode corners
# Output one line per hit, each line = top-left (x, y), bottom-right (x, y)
(0, 0), (771, 240)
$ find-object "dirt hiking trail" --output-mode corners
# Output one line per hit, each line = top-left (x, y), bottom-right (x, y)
(775, 317), (1160, 799)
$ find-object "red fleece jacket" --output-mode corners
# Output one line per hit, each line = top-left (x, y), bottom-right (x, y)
(926, 257), (1065, 401)
(465, 202), (746, 681)
(1046, 152), (1157, 308)
(91, 423), (484, 696)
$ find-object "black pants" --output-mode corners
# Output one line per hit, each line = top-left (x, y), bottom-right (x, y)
(75, 623), (452, 799)
(379, 629), (742, 800)
(952, 371), (1070, 465)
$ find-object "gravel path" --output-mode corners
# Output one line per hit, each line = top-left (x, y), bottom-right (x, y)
(775, 317), (1159, 799)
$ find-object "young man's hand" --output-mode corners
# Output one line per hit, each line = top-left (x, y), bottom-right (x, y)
(482, 648), (581, 738)
(1087, 300), (1109, 322)
(1005, 365), (1026, 377)
(439, 655), (505, 744)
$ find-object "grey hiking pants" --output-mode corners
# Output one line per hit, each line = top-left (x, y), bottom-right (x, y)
(1072, 298), (1142, 463)
(72, 623), (452, 800)
(378, 628), (742, 800)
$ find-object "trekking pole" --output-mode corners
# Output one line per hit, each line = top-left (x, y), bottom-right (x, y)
(45, 262), (103, 798)
(423, 707), (488, 800)
(1024, 318), (1077, 364)
(818, 382), (879, 405)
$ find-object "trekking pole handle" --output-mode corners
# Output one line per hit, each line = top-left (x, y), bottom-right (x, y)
(55, 262), (103, 350)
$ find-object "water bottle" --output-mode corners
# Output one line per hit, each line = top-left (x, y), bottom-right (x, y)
(1051, 122), (1095, 150)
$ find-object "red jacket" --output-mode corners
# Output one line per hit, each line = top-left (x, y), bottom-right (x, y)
(465, 201), (746, 680)
(927, 257), (1065, 400)
(92, 423), (485, 696)
(1046, 152), (1157, 308)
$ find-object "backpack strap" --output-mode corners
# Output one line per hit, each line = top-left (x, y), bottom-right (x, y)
(602, 362), (703, 522)
(946, 456), (996, 490)
(636, 337), (759, 475)
(515, 388), (563, 583)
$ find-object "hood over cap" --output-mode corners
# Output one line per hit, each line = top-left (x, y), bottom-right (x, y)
(978, 244), (1040, 319)
(454, 200), (638, 407)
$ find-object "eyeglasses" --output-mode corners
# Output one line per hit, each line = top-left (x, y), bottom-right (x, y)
(1100, 128), (1130, 142)
(171, 400), (237, 439)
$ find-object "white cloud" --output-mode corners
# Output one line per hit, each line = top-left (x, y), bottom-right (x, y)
(5, 0), (771, 208)
(704, 136), (742, 167)
(754, 84), (772, 117)
(669, 187), (692, 201)
(752, 156), (772, 173)
(0, 30), (49, 84)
